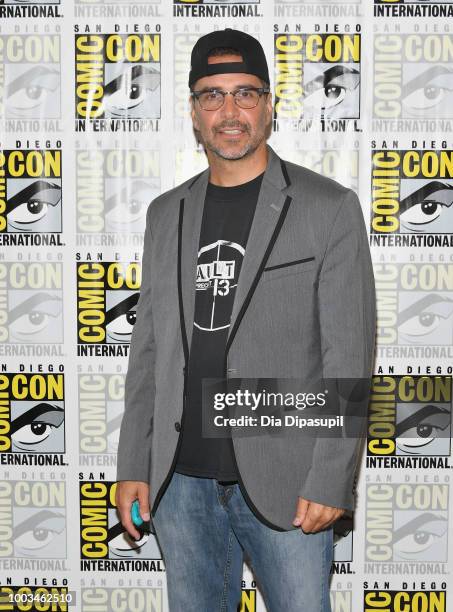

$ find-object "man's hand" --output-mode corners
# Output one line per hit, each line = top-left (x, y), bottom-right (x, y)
(115, 480), (150, 540)
(293, 496), (345, 533)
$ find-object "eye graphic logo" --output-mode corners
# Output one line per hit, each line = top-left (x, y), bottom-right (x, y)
(1, 384), (64, 457)
(373, 36), (453, 122)
(8, 292), (63, 344)
(80, 481), (162, 563)
(368, 376), (451, 458)
(77, 261), (140, 350)
(365, 483), (449, 563)
(300, 64), (360, 121)
(103, 64), (160, 119)
(395, 402), (450, 456)
(0, 150), (62, 235)
(398, 181), (453, 234)
(11, 402), (64, 453)
(274, 34), (361, 124)
(371, 150), (453, 235)
(7, 180), (61, 232)
(0, 480), (66, 560)
(0, 35), (60, 120)
(105, 290), (139, 343)
(398, 293), (453, 346)
(75, 35), (161, 122)
(0, 263), (63, 345)
(79, 373), (125, 455)
(104, 180), (155, 233)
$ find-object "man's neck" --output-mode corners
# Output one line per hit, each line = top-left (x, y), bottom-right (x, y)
(207, 143), (268, 187)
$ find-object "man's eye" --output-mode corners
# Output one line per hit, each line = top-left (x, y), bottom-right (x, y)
(237, 90), (252, 97)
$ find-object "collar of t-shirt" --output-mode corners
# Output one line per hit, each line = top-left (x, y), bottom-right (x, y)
(206, 171), (265, 202)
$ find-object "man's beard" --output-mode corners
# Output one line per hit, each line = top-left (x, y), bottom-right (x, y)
(199, 120), (267, 161)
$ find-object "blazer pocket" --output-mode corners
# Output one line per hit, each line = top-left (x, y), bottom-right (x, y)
(262, 256), (316, 282)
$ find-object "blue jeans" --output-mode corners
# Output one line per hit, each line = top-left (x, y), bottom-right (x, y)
(152, 471), (333, 612)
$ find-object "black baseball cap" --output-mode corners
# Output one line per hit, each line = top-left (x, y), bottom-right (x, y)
(188, 28), (270, 89)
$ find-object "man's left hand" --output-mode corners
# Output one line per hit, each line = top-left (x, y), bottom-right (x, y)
(293, 496), (345, 533)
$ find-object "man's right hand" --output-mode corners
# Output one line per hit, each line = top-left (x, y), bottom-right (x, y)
(115, 480), (150, 540)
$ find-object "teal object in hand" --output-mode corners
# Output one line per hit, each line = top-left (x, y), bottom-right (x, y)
(131, 500), (143, 527)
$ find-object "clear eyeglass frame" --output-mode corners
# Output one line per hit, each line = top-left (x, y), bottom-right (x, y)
(190, 87), (270, 111)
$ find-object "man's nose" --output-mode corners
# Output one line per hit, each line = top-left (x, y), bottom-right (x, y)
(221, 93), (240, 118)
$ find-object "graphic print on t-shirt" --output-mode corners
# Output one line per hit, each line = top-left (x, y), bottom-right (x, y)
(194, 239), (245, 332)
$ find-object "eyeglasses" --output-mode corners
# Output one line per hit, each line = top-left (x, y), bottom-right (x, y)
(190, 87), (270, 111)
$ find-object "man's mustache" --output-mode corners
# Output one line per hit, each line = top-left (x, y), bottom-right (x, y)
(214, 122), (250, 133)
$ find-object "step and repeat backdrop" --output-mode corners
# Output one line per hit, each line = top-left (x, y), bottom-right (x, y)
(0, 0), (452, 610)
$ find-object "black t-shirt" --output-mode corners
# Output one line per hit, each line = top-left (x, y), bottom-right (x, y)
(174, 171), (264, 480)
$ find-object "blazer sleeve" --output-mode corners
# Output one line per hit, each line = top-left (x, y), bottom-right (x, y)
(298, 188), (376, 511)
(116, 201), (156, 483)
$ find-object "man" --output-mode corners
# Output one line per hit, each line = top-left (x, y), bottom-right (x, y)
(116, 28), (376, 611)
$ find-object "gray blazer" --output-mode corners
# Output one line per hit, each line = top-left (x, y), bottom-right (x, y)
(116, 144), (376, 532)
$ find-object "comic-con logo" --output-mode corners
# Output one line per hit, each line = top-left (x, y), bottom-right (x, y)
(79, 481), (163, 568)
(0, 480), (66, 561)
(74, 33), (160, 131)
(367, 376), (451, 462)
(0, 35), (61, 124)
(373, 35), (453, 129)
(273, 32), (361, 129)
(173, 0), (261, 19)
(370, 149), (453, 243)
(374, 262), (453, 357)
(76, 261), (140, 354)
(0, 149), (62, 243)
(78, 373), (124, 456)
(76, 149), (159, 237)
(0, 372), (65, 457)
(364, 589), (446, 611)
(365, 482), (448, 564)
(0, 262), (63, 346)
(81, 587), (163, 612)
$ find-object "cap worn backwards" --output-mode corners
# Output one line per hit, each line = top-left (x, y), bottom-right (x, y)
(188, 28), (270, 89)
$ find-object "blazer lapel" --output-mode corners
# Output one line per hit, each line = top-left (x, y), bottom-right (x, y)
(178, 145), (291, 360)
(179, 167), (209, 355)
(227, 146), (291, 347)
